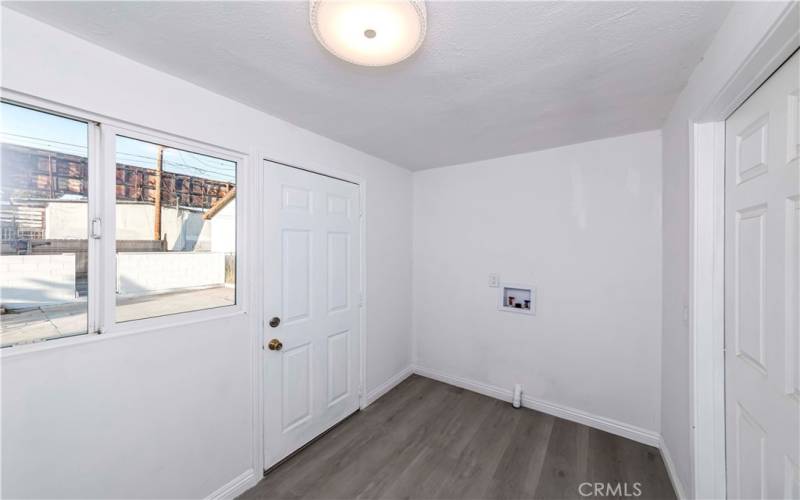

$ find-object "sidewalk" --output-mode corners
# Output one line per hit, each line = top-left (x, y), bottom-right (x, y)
(1, 286), (234, 347)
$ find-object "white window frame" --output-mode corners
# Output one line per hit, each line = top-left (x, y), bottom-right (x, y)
(100, 124), (246, 335)
(1, 91), (249, 355)
(0, 97), (102, 343)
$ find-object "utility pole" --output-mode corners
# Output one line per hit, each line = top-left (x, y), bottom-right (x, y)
(154, 146), (164, 240)
(47, 153), (55, 199)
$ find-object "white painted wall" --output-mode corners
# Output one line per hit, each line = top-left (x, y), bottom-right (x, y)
(206, 201), (235, 253)
(1, 8), (412, 499)
(115, 203), (205, 251)
(44, 201), (88, 239)
(0, 254), (76, 306)
(412, 131), (663, 437)
(46, 200), (236, 252)
(117, 252), (226, 295)
(659, 3), (796, 496)
(47, 201), (212, 251)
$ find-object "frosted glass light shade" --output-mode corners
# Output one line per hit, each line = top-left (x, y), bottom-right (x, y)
(310, 0), (426, 67)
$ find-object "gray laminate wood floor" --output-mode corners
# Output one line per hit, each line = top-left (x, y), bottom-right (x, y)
(240, 375), (676, 500)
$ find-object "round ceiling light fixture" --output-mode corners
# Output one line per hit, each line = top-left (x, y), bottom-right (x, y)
(310, 0), (427, 67)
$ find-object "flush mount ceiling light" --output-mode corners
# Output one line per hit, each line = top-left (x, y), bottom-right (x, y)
(310, 0), (427, 67)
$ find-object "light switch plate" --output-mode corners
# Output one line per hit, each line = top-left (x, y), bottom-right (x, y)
(488, 274), (499, 288)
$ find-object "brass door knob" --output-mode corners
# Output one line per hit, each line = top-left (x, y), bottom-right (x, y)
(267, 338), (283, 351)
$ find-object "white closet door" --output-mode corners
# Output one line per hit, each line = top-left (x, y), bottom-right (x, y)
(724, 50), (799, 499)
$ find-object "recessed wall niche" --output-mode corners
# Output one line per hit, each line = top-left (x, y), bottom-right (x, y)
(498, 283), (536, 315)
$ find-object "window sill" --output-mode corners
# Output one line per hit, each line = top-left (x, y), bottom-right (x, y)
(1, 305), (247, 360)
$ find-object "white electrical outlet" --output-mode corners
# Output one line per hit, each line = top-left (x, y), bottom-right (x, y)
(488, 274), (499, 287)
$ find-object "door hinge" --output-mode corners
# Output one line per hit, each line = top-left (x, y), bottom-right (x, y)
(359, 292), (364, 307)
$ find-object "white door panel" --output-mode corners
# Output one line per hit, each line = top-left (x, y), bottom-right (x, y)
(725, 50), (799, 499)
(263, 161), (361, 468)
(282, 229), (312, 323)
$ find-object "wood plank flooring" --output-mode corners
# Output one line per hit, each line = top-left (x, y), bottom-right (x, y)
(240, 375), (676, 500)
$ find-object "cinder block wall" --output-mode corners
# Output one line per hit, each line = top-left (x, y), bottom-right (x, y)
(0, 254), (76, 307)
(116, 252), (226, 295)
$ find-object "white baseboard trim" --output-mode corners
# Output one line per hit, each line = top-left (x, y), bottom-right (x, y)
(412, 365), (660, 447)
(659, 435), (688, 500)
(414, 365), (511, 402)
(364, 365), (414, 408)
(522, 395), (660, 448)
(205, 469), (257, 500)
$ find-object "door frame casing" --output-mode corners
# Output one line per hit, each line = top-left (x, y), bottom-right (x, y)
(257, 154), (368, 471)
(689, 4), (799, 498)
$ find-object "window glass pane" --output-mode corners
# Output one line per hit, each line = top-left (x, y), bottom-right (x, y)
(115, 136), (236, 322)
(1, 102), (89, 347)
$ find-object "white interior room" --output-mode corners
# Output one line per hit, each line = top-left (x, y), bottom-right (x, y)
(0, 2), (797, 499)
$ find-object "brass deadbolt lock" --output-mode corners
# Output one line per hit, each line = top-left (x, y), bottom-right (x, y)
(269, 317), (281, 328)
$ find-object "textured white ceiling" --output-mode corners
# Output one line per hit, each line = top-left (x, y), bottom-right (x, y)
(7, 1), (731, 170)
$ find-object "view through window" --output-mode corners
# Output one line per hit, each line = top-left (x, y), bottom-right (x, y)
(0, 102), (239, 348)
(114, 136), (236, 322)
(1, 102), (90, 347)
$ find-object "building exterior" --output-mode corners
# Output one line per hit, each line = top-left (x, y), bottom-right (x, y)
(0, 143), (235, 308)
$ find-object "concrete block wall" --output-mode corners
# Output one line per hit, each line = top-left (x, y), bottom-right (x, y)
(0, 254), (76, 307)
(116, 252), (226, 295)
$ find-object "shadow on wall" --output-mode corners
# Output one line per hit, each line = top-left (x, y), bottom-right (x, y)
(177, 215), (199, 251)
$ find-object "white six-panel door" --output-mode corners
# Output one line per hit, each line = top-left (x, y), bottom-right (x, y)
(725, 50), (799, 499)
(263, 161), (361, 468)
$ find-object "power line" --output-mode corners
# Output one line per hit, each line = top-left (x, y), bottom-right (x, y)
(116, 152), (235, 180)
(2, 133), (236, 182)
(1, 132), (88, 150)
(1, 133), (87, 154)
